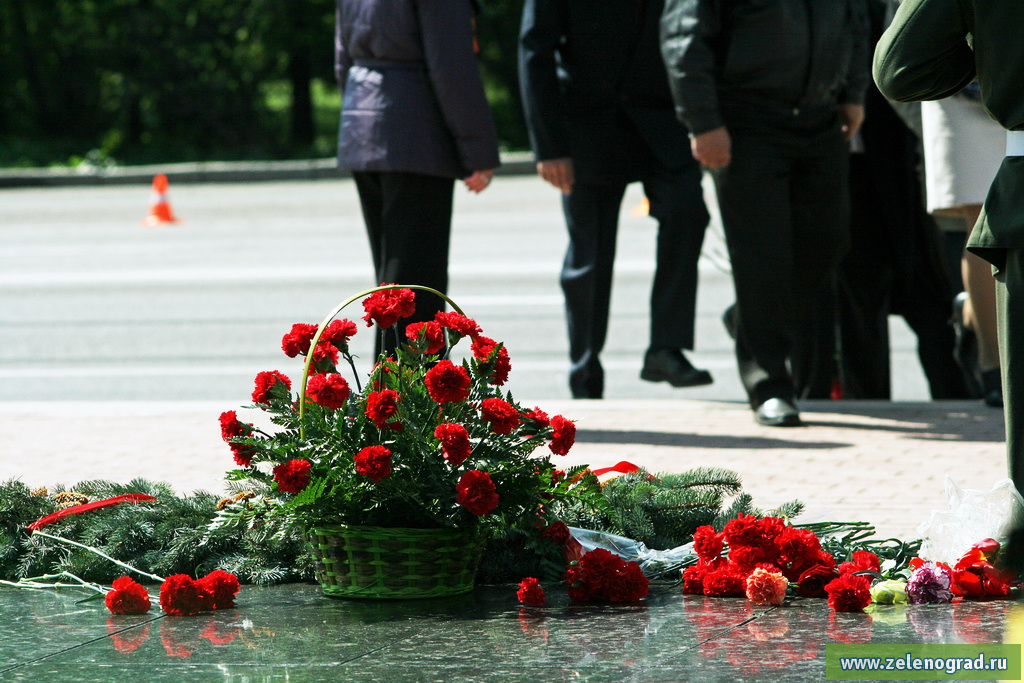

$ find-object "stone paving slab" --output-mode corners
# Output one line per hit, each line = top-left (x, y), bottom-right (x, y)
(0, 398), (1007, 543)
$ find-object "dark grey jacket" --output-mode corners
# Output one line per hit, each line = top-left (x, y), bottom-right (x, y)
(335, 0), (500, 179)
(661, 0), (870, 135)
(519, 0), (693, 183)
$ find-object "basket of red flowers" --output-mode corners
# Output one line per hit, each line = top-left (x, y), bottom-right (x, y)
(216, 285), (576, 599)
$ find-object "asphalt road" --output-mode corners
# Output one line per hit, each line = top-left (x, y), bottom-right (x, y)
(0, 174), (933, 403)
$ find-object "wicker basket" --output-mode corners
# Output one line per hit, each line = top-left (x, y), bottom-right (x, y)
(306, 524), (488, 599)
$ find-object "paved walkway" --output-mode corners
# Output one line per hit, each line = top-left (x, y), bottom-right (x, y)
(2, 398), (1008, 545)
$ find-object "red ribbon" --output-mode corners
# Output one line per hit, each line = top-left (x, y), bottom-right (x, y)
(28, 494), (158, 531)
(589, 461), (640, 477)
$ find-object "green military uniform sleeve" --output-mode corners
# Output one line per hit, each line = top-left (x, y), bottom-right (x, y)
(872, 0), (975, 103)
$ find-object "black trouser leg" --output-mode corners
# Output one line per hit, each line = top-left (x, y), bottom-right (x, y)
(713, 125), (849, 407)
(561, 182), (627, 398)
(997, 250), (1024, 488)
(643, 157), (710, 350)
(353, 171), (454, 358)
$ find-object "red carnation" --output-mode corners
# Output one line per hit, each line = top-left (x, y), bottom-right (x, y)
(777, 526), (823, 580)
(837, 550), (881, 576)
(682, 561), (710, 595)
(542, 521), (572, 545)
(481, 397), (521, 435)
(548, 415), (576, 455)
(321, 318), (358, 352)
(523, 407), (550, 430)
(693, 525), (724, 562)
(824, 573), (872, 612)
(229, 442), (256, 468)
(251, 370), (291, 404)
(435, 422), (472, 466)
(362, 286), (416, 329)
(517, 577), (546, 607)
(702, 564), (747, 597)
(105, 576), (151, 615)
(471, 336), (511, 385)
(196, 570), (240, 610)
(311, 340), (339, 368)
(796, 561), (840, 598)
(219, 411), (252, 440)
(365, 389), (401, 429)
(405, 321), (446, 354)
(305, 372), (351, 410)
(424, 360), (472, 404)
(159, 574), (204, 616)
(434, 311), (481, 339)
(456, 469), (499, 516)
(273, 459), (311, 494)
(281, 323), (317, 358)
(606, 561), (650, 603)
(354, 445), (393, 482)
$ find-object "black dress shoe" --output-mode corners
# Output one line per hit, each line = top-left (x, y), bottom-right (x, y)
(952, 292), (983, 398)
(755, 398), (801, 427)
(640, 348), (713, 388)
(982, 368), (1004, 408)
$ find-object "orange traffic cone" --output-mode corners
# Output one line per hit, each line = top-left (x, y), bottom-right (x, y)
(140, 174), (180, 226)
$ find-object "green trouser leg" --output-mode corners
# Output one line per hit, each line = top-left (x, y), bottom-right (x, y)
(997, 248), (1024, 490)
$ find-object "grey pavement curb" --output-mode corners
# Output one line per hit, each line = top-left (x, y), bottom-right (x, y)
(0, 152), (537, 188)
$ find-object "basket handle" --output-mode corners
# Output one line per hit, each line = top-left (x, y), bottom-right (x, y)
(297, 284), (465, 437)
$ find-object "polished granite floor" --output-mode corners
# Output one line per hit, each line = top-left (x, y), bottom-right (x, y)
(0, 583), (1018, 682)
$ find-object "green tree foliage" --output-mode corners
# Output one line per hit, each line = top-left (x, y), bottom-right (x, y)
(0, 0), (527, 167)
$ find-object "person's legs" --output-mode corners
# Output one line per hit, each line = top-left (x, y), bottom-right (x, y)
(788, 126), (852, 399)
(642, 158), (710, 350)
(713, 133), (798, 409)
(961, 204), (1003, 405)
(638, 158), (713, 388)
(561, 182), (626, 398)
(354, 171), (454, 358)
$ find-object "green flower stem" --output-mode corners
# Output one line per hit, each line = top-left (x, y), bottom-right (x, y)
(298, 284), (465, 438)
(32, 530), (165, 584)
(0, 571), (108, 594)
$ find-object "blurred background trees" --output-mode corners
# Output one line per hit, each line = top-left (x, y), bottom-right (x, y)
(0, 0), (527, 168)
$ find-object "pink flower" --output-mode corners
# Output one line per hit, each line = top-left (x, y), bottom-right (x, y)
(745, 567), (788, 605)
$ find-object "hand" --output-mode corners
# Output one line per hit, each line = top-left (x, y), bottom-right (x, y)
(464, 169), (494, 193)
(691, 127), (731, 169)
(840, 103), (865, 141)
(537, 158), (574, 194)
